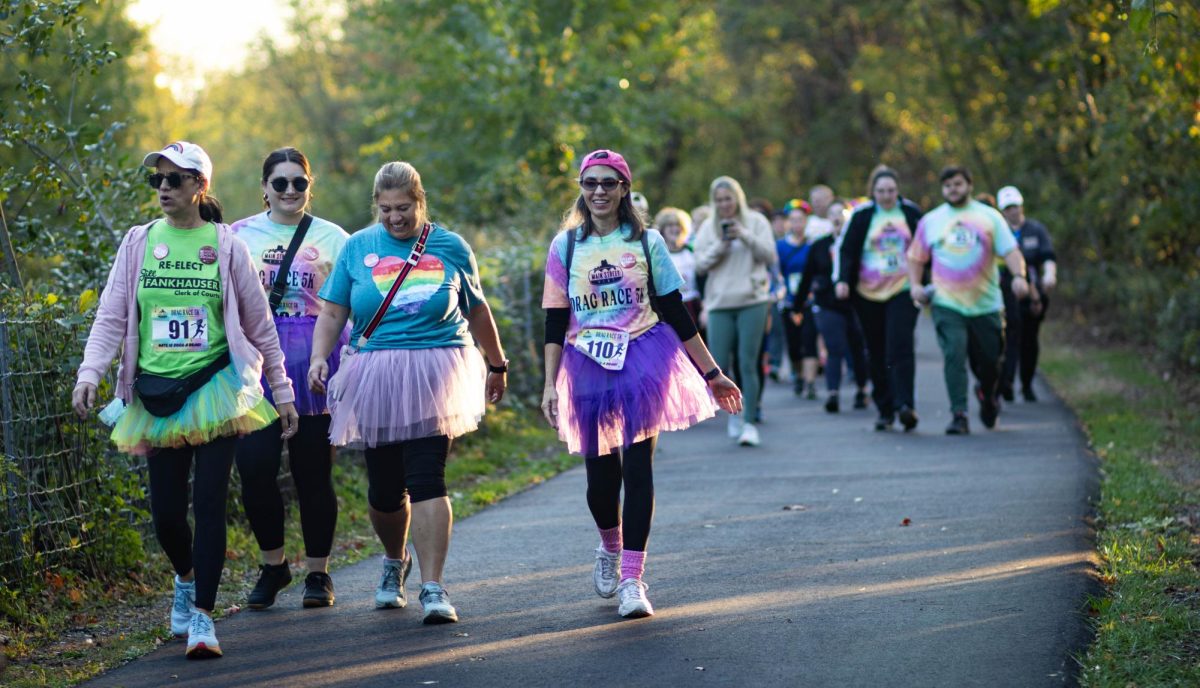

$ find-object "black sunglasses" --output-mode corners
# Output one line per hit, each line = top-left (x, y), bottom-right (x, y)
(269, 176), (310, 193)
(579, 178), (623, 192)
(146, 172), (199, 189)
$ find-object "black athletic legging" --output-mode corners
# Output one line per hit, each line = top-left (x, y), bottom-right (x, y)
(363, 435), (451, 511)
(585, 437), (656, 552)
(148, 435), (237, 612)
(235, 416), (337, 559)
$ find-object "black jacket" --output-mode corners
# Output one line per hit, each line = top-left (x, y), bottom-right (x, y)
(796, 234), (851, 313)
(835, 198), (924, 294)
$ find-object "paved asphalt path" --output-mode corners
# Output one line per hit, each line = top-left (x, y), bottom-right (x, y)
(88, 314), (1098, 687)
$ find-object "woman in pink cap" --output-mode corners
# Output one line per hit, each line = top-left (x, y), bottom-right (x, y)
(72, 141), (298, 659)
(541, 149), (742, 618)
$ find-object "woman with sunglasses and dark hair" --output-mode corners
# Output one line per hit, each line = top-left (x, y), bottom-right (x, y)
(230, 147), (350, 611)
(542, 149), (741, 619)
(73, 142), (298, 659)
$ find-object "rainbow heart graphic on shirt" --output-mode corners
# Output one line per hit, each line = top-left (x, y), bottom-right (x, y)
(371, 254), (445, 313)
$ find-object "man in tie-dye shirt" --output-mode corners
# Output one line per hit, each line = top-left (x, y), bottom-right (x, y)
(907, 166), (1028, 435)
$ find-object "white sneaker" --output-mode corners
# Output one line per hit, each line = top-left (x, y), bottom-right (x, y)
(185, 611), (221, 659)
(419, 581), (459, 624)
(593, 547), (620, 599)
(616, 578), (654, 618)
(726, 414), (744, 439)
(375, 556), (412, 609)
(738, 422), (761, 447)
(170, 576), (196, 636)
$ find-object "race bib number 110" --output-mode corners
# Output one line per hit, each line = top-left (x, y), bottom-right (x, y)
(151, 306), (209, 352)
(574, 328), (629, 371)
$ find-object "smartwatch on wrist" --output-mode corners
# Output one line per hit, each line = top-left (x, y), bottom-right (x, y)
(703, 367), (721, 381)
(488, 359), (509, 374)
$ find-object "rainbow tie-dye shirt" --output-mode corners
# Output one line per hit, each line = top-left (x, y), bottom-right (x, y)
(907, 200), (1018, 316)
(542, 226), (684, 345)
(856, 205), (912, 302)
(231, 212), (349, 317)
(319, 224), (485, 350)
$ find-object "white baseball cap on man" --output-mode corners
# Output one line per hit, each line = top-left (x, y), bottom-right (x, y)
(142, 141), (213, 184)
(996, 185), (1024, 209)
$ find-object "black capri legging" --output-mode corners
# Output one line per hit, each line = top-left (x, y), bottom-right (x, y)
(363, 435), (451, 511)
(783, 305), (820, 362)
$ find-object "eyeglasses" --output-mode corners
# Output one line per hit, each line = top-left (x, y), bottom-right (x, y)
(579, 178), (623, 192)
(268, 176), (310, 193)
(146, 172), (199, 189)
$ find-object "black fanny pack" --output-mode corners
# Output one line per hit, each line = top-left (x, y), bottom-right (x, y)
(134, 351), (231, 418)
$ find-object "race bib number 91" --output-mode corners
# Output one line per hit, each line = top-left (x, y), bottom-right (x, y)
(151, 306), (209, 352)
(574, 328), (630, 371)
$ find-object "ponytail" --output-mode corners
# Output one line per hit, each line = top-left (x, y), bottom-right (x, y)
(198, 193), (224, 223)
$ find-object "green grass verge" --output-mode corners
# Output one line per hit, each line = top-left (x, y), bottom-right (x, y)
(0, 406), (573, 687)
(1040, 325), (1200, 687)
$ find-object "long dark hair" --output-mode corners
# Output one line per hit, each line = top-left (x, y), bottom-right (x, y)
(560, 184), (646, 241)
(195, 174), (223, 223)
(261, 147), (313, 210)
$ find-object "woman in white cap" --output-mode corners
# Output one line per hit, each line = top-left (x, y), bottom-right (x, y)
(73, 141), (298, 660)
(996, 185), (1057, 401)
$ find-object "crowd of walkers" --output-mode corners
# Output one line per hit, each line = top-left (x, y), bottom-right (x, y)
(71, 141), (1054, 659)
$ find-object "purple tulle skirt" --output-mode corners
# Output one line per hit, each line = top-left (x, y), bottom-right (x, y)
(327, 345), (486, 449)
(261, 316), (349, 415)
(556, 323), (717, 457)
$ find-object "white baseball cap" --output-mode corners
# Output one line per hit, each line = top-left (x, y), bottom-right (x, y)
(996, 185), (1024, 209)
(143, 141), (213, 184)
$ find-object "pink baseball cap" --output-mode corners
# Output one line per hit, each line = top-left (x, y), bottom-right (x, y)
(579, 149), (632, 183)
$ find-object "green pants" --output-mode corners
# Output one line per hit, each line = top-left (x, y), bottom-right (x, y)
(932, 306), (1005, 414)
(706, 302), (770, 423)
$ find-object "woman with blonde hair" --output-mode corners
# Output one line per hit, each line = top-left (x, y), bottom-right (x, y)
(694, 176), (777, 447)
(654, 207), (701, 326)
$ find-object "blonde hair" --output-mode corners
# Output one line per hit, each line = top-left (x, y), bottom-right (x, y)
(372, 161), (428, 225)
(709, 175), (754, 229)
(654, 206), (692, 245)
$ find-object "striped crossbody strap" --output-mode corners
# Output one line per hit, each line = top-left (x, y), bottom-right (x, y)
(356, 223), (434, 349)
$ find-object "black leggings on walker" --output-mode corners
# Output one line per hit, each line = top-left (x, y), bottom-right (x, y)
(585, 437), (656, 552)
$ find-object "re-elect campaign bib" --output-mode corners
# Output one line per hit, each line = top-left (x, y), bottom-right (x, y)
(574, 328), (630, 371)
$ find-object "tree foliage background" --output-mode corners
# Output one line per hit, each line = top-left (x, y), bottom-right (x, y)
(2, 0), (1198, 368)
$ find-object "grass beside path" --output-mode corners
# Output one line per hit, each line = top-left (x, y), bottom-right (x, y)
(1041, 324), (1200, 687)
(0, 406), (573, 688)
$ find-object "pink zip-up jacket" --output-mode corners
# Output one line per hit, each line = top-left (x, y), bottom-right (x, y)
(76, 221), (295, 406)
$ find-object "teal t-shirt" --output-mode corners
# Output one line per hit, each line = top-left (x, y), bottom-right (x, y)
(318, 223), (485, 350)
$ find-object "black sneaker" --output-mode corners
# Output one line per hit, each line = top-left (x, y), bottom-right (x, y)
(980, 392), (1000, 429)
(853, 390), (868, 409)
(805, 384), (818, 400)
(1000, 384), (1015, 403)
(303, 571), (335, 608)
(898, 405), (919, 432)
(945, 412), (970, 435)
(793, 379), (805, 396)
(824, 395), (839, 413)
(1022, 387), (1038, 402)
(873, 414), (894, 431)
(247, 562), (292, 610)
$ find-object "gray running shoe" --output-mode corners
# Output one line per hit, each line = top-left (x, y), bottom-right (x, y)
(419, 581), (459, 624)
(375, 557), (412, 609)
(593, 547), (620, 598)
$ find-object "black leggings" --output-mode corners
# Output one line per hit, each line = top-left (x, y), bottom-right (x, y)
(1002, 296), (1049, 391)
(363, 435), (451, 512)
(854, 293), (919, 417)
(585, 437), (656, 552)
(148, 435), (236, 611)
(235, 416), (338, 559)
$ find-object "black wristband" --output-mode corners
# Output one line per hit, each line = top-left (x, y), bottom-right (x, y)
(703, 367), (721, 381)
(488, 360), (508, 374)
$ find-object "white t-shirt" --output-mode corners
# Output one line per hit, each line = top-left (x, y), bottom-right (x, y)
(805, 215), (834, 242)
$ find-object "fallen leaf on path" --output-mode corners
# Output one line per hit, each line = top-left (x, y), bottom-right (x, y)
(900, 518), (912, 526)
(782, 504), (808, 511)
(454, 632), (470, 637)
(695, 666), (705, 671)
(854, 497), (863, 503)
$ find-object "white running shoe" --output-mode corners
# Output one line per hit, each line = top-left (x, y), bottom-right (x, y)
(726, 414), (744, 439)
(170, 575), (196, 636)
(185, 611), (221, 659)
(616, 578), (654, 618)
(593, 547), (620, 599)
(419, 581), (459, 624)
(738, 422), (761, 447)
(375, 556), (412, 609)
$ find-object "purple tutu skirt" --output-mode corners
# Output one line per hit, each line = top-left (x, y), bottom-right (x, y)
(261, 316), (349, 415)
(556, 322), (718, 457)
(327, 345), (486, 449)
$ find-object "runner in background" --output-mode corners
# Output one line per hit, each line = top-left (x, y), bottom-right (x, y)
(778, 199), (820, 398)
(805, 184), (836, 242)
(655, 207), (703, 331)
(73, 142), (297, 659)
(996, 185), (1057, 402)
(230, 147), (350, 611)
(542, 149), (740, 618)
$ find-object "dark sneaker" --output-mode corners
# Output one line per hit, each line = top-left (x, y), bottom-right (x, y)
(247, 562), (292, 610)
(945, 413), (970, 435)
(898, 405), (919, 432)
(302, 572), (335, 608)
(853, 390), (868, 409)
(793, 379), (805, 396)
(980, 393), (1000, 429)
(824, 395), (839, 413)
(1000, 384), (1015, 403)
(873, 414), (894, 431)
(1022, 387), (1038, 402)
(805, 384), (818, 400)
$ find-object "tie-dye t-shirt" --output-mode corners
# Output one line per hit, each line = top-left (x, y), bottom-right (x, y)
(542, 226), (684, 345)
(857, 205), (913, 302)
(318, 224), (485, 350)
(907, 200), (1018, 316)
(231, 212), (350, 317)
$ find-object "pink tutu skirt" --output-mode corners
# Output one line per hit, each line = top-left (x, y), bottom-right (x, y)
(326, 345), (486, 448)
(556, 323), (717, 456)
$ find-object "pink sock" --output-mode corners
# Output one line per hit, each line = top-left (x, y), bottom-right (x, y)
(620, 549), (646, 581)
(598, 526), (622, 554)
